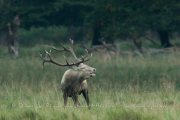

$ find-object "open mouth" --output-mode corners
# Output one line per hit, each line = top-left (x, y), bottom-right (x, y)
(90, 72), (96, 77)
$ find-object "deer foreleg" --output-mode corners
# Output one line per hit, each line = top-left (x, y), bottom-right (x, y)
(72, 94), (80, 107)
(82, 89), (90, 109)
(63, 92), (68, 107)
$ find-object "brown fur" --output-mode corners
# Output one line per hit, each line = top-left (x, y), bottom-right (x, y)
(60, 63), (96, 109)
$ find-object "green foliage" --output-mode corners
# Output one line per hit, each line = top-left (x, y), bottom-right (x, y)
(0, 0), (94, 29)
(17, 25), (88, 46)
(18, 26), (68, 46)
(1, 0), (180, 46)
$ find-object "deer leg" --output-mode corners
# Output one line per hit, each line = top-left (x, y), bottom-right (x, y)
(72, 94), (79, 107)
(82, 89), (90, 109)
(77, 99), (80, 106)
(63, 92), (68, 107)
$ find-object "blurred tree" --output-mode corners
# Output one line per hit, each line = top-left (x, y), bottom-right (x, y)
(90, 0), (180, 48)
(86, 0), (117, 45)
(7, 15), (20, 57)
(114, 0), (180, 48)
(142, 0), (175, 47)
(0, 0), (180, 48)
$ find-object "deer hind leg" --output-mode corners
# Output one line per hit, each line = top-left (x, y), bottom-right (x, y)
(63, 92), (68, 107)
(72, 94), (80, 107)
(82, 89), (90, 109)
(77, 99), (80, 106)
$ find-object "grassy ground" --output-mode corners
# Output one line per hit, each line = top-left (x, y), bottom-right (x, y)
(0, 46), (179, 120)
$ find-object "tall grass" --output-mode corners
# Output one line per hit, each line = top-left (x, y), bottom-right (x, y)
(0, 47), (179, 120)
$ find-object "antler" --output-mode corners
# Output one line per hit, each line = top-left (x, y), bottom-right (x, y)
(51, 38), (89, 61)
(40, 39), (89, 68)
(59, 38), (79, 61)
(40, 49), (89, 68)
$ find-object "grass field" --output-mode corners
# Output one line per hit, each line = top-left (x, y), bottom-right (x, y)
(0, 46), (180, 120)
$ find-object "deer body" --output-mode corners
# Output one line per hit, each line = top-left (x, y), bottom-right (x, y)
(61, 69), (88, 96)
(61, 63), (96, 109)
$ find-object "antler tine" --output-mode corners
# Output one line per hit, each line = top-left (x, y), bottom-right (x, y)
(40, 49), (53, 68)
(50, 39), (82, 61)
(69, 38), (74, 45)
(48, 45), (69, 53)
(68, 38), (80, 61)
(79, 45), (93, 61)
(48, 44), (79, 61)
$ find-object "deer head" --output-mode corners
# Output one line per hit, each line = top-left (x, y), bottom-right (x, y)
(40, 39), (96, 78)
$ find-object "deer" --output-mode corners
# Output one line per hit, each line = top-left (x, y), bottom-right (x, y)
(40, 39), (96, 109)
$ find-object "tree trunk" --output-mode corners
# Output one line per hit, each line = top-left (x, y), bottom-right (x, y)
(158, 30), (172, 48)
(130, 32), (143, 53)
(132, 38), (143, 53)
(7, 15), (20, 57)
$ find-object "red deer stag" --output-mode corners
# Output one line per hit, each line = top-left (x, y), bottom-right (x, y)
(40, 39), (96, 109)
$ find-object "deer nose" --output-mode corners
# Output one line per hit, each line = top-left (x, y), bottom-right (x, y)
(93, 68), (96, 72)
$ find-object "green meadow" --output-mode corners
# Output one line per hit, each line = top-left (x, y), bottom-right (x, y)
(0, 46), (179, 120)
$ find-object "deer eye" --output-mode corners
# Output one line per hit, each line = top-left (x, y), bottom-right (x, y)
(79, 67), (86, 70)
